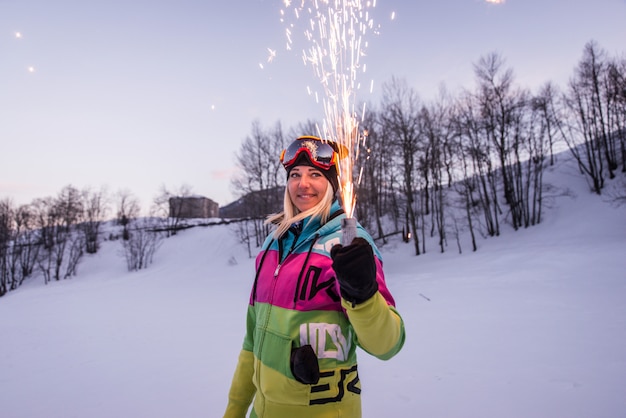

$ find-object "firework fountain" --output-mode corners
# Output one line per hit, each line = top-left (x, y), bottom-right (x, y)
(280, 0), (378, 245)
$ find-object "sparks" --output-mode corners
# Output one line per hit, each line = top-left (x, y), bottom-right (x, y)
(267, 48), (277, 63)
(281, 0), (379, 218)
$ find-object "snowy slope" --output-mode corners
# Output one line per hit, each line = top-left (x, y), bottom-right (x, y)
(1, 156), (625, 418)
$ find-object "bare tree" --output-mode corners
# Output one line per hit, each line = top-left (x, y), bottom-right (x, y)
(80, 186), (109, 254)
(31, 186), (86, 283)
(354, 105), (392, 241)
(533, 82), (562, 166)
(453, 90), (501, 238)
(32, 197), (56, 284)
(234, 218), (256, 259)
(1, 199), (48, 296)
(121, 217), (164, 271)
(380, 77), (423, 255)
(605, 54), (626, 173)
(63, 232), (84, 279)
(54, 186), (84, 280)
(13, 204), (38, 285)
(419, 92), (455, 253)
(474, 52), (526, 229)
(231, 120), (287, 247)
(559, 41), (623, 193)
(115, 189), (141, 241)
(449, 113), (479, 252)
(0, 198), (13, 296)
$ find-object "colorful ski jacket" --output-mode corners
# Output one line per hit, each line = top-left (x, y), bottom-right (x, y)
(224, 201), (405, 418)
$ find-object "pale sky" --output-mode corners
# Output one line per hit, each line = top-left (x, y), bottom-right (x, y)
(2, 0), (625, 210)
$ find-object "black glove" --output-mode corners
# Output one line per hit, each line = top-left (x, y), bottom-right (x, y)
(290, 344), (320, 384)
(330, 237), (378, 305)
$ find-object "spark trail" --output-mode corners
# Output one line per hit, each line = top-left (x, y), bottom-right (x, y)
(280, 0), (379, 220)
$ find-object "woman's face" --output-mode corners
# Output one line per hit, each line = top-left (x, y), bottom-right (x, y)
(287, 165), (329, 212)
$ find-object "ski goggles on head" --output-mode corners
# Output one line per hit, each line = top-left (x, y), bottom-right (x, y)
(280, 136), (338, 170)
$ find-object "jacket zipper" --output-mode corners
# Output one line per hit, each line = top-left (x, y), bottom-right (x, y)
(254, 233), (299, 405)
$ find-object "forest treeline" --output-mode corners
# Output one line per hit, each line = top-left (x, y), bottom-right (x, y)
(1, 41), (625, 297)
(231, 42), (625, 255)
(0, 184), (200, 297)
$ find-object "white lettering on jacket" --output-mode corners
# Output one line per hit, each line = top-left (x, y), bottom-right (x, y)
(300, 323), (352, 361)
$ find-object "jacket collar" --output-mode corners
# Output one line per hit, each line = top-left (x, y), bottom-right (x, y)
(297, 200), (345, 239)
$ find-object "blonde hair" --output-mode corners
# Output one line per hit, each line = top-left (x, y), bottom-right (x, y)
(266, 182), (335, 238)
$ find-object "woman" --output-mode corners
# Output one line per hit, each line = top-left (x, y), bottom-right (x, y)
(223, 136), (405, 418)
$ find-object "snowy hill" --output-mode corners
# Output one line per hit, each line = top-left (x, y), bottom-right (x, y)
(1, 155), (625, 418)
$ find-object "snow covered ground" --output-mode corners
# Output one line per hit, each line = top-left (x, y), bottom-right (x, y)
(1, 157), (625, 418)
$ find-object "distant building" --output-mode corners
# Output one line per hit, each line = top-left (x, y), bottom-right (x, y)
(219, 186), (284, 218)
(169, 195), (219, 219)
